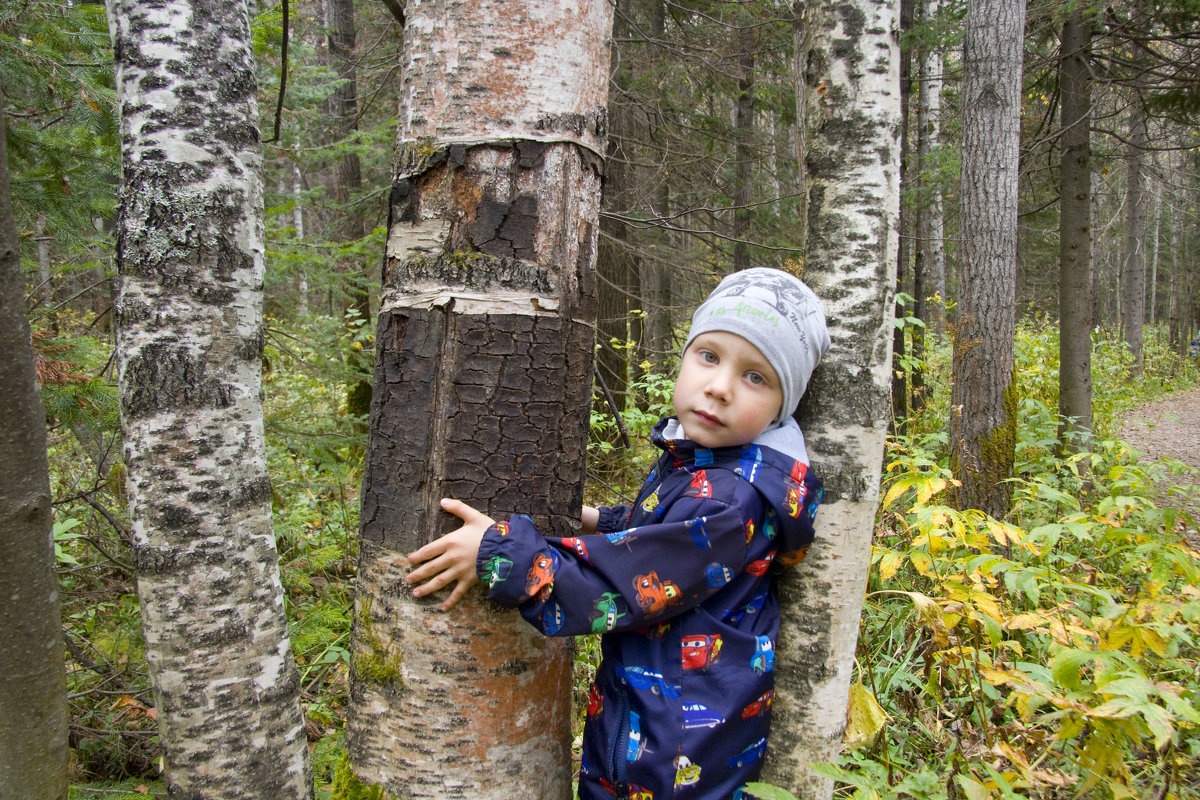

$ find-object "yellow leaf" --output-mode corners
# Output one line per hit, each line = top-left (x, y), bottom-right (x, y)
(844, 682), (889, 749)
(909, 549), (935, 577)
(878, 550), (904, 582)
(916, 477), (946, 504)
(1006, 613), (1048, 631)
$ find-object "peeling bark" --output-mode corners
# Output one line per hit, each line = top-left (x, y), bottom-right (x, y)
(344, 2), (612, 797)
(762, 0), (900, 797)
(107, 2), (312, 797)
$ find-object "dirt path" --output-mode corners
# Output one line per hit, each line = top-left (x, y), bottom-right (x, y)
(1118, 387), (1200, 549)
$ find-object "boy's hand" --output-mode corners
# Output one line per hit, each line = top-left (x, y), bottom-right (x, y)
(406, 498), (495, 611)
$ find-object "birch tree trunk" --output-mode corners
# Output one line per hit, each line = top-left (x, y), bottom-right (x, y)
(762, 0), (900, 796)
(949, 0), (1025, 518)
(341, 2), (612, 798)
(916, 0), (945, 336)
(1057, 10), (1094, 449)
(107, 3), (312, 796)
(0, 105), (69, 800)
(1122, 107), (1148, 377)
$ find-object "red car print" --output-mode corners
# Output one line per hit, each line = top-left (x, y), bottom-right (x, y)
(681, 634), (723, 670)
(741, 688), (775, 718)
(744, 519), (755, 545)
(634, 571), (681, 615)
(746, 552), (776, 576)
(493, 520), (511, 537)
(587, 683), (603, 717)
(686, 469), (712, 498)
(785, 461), (808, 518)
(525, 551), (559, 602)
(562, 536), (589, 562)
(628, 785), (654, 800)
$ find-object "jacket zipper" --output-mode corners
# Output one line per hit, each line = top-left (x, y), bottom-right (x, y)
(609, 688), (631, 792)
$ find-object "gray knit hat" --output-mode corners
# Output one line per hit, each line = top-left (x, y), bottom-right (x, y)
(683, 267), (830, 422)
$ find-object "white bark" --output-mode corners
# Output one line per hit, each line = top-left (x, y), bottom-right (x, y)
(108, 2), (312, 797)
(917, 0), (945, 328)
(763, 0), (900, 797)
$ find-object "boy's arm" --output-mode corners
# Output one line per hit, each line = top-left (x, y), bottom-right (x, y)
(481, 493), (751, 636)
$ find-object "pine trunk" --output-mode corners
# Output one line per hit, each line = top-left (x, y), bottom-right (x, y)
(761, 0), (900, 796)
(341, 2), (612, 797)
(1057, 10), (1094, 449)
(0, 105), (69, 800)
(107, 2), (312, 796)
(949, 0), (1025, 519)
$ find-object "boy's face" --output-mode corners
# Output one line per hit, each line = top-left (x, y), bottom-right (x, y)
(672, 331), (784, 450)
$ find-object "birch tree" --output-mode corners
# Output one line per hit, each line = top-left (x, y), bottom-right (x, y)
(107, 2), (312, 796)
(340, 2), (612, 798)
(0, 105), (69, 800)
(763, 0), (900, 796)
(949, 0), (1025, 518)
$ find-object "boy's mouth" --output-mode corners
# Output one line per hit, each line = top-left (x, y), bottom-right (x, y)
(691, 410), (723, 428)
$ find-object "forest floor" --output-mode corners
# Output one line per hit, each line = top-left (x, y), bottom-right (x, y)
(1119, 387), (1200, 549)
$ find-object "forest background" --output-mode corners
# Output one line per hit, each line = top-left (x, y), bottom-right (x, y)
(3, 0), (1200, 798)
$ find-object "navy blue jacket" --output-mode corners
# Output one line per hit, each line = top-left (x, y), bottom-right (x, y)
(476, 417), (823, 799)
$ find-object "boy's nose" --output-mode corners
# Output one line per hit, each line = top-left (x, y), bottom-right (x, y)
(705, 371), (733, 401)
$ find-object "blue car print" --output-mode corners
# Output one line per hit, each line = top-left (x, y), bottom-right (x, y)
(618, 664), (682, 698)
(728, 736), (768, 768)
(751, 635), (775, 675)
(682, 702), (725, 730)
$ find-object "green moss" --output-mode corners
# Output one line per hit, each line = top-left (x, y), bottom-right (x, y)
(351, 602), (403, 688)
(329, 754), (393, 800)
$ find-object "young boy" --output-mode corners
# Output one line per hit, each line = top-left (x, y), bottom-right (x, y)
(407, 267), (830, 799)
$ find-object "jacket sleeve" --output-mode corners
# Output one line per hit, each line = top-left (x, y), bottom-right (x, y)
(595, 504), (632, 533)
(476, 495), (750, 637)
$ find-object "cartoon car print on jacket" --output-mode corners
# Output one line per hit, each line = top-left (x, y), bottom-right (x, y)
(605, 528), (640, 547)
(634, 571), (681, 615)
(741, 689), (775, 718)
(686, 516), (711, 550)
(738, 445), (763, 482)
(686, 469), (712, 498)
(540, 598), (564, 635)
(728, 736), (768, 768)
(727, 590), (767, 624)
(746, 552), (776, 576)
(587, 683), (603, 717)
(751, 635), (775, 675)
(626, 711), (645, 762)
(618, 664), (682, 698)
(562, 536), (589, 562)
(681, 634), (723, 671)
(776, 545), (811, 568)
(785, 461), (807, 518)
(682, 702), (725, 729)
(641, 487), (661, 514)
(674, 754), (701, 787)
(480, 555), (512, 589)
(591, 592), (627, 633)
(628, 785), (653, 800)
(705, 562), (733, 588)
(525, 551), (559, 602)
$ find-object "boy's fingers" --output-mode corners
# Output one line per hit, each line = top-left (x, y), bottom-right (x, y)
(440, 497), (488, 525)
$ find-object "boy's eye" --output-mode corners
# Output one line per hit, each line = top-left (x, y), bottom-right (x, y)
(699, 350), (719, 364)
(746, 372), (766, 386)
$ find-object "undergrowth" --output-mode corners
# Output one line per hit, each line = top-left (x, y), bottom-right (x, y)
(827, 325), (1200, 799)
(49, 315), (1200, 798)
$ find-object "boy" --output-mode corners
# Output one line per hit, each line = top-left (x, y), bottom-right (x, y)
(407, 267), (830, 799)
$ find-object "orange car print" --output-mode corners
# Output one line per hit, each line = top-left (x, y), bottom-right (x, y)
(525, 551), (560, 602)
(634, 570), (681, 615)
